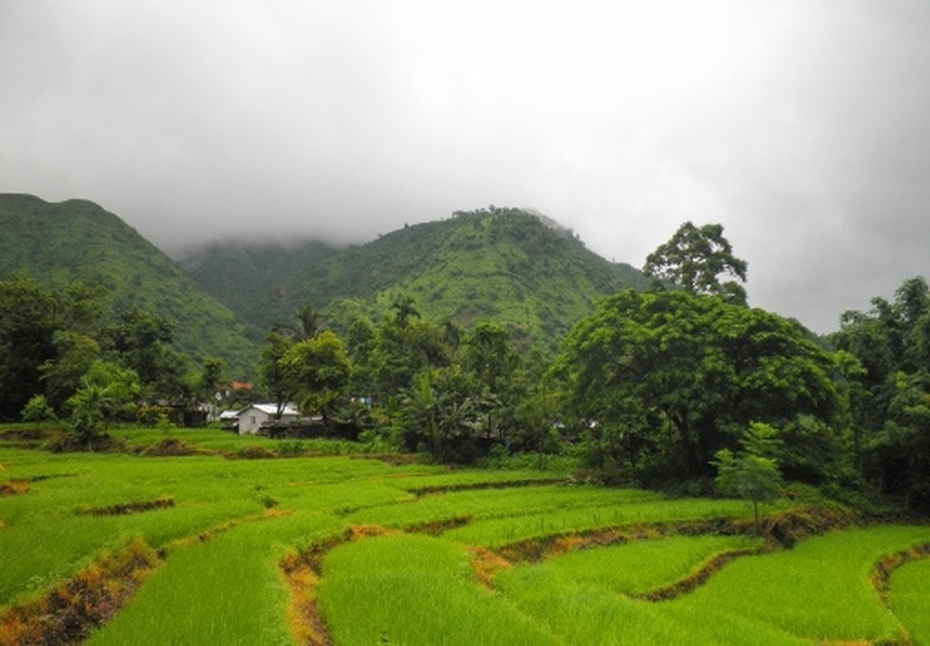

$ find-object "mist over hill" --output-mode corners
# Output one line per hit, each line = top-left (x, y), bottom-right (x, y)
(1, 195), (649, 371)
(181, 206), (649, 352)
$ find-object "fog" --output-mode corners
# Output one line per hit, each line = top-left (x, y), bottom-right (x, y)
(2, 1), (929, 332)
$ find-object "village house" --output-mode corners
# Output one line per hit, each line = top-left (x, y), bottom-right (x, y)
(235, 403), (299, 435)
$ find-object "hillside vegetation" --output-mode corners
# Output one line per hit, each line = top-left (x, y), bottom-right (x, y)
(0, 194), (257, 376)
(183, 207), (648, 352)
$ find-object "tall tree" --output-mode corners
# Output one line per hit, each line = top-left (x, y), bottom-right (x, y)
(643, 222), (748, 305)
(285, 304), (321, 341)
(106, 309), (186, 401)
(0, 275), (102, 419)
(280, 331), (352, 424)
(399, 367), (484, 463)
(258, 331), (296, 419)
(833, 276), (930, 511)
(67, 360), (141, 448)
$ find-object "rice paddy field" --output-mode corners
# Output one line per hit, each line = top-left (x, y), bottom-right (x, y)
(1, 427), (928, 645)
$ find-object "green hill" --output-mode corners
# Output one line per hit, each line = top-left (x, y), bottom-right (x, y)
(0, 194), (258, 377)
(183, 207), (648, 353)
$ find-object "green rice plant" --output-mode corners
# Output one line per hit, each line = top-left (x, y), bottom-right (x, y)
(666, 525), (930, 643)
(384, 469), (566, 493)
(86, 511), (346, 646)
(494, 565), (695, 645)
(443, 498), (758, 548)
(889, 557), (930, 644)
(535, 534), (763, 595)
(317, 534), (559, 645)
(344, 484), (662, 529)
(0, 450), (430, 606)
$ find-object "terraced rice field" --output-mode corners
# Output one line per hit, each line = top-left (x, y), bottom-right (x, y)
(1, 428), (928, 645)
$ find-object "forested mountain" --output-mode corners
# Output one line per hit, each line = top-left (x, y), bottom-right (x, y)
(0, 194), (258, 377)
(182, 207), (648, 352)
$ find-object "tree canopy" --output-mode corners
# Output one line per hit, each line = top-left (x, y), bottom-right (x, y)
(643, 222), (748, 305)
(556, 289), (842, 479)
(832, 276), (930, 511)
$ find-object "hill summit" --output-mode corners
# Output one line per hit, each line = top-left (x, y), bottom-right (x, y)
(183, 206), (648, 352)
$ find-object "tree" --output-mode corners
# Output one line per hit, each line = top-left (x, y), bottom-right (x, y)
(463, 322), (521, 441)
(0, 275), (63, 420)
(280, 331), (352, 424)
(399, 367), (484, 463)
(21, 394), (57, 423)
(106, 309), (186, 401)
(258, 331), (297, 419)
(278, 304), (322, 341)
(390, 293), (420, 329)
(556, 289), (843, 479)
(67, 360), (141, 449)
(832, 276), (930, 511)
(367, 317), (451, 400)
(643, 222), (748, 305)
(713, 422), (784, 535)
(39, 331), (101, 413)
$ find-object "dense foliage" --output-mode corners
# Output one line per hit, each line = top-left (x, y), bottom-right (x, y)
(832, 276), (930, 512)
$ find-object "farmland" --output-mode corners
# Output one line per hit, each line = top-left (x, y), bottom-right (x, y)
(1, 428), (928, 645)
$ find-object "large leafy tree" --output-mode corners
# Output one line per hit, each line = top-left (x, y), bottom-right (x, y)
(0, 275), (104, 420)
(462, 322), (521, 441)
(643, 222), (748, 305)
(105, 309), (187, 401)
(556, 289), (843, 479)
(832, 276), (930, 510)
(366, 315), (452, 401)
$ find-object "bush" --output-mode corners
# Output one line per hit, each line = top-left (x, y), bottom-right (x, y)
(20, 395), (57, 423)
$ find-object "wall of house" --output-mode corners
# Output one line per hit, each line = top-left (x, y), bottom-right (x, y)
(238, 409), (269, 435)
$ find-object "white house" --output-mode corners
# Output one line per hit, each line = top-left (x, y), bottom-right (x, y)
(236, 403), (299, 435)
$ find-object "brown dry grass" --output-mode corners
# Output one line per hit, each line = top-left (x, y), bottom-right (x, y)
(0, 540), (159, 646)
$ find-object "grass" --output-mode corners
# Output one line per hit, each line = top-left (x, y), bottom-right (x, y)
(2, 428), (929, 645)
(442, 497), (762, 548)
(86, 511), (346, 646)
(666, 525), (930, 643)
(343, 484), (662, 529)
(318, 534), (559, 646)
(889, 557), (930, 645)
(522, 534), (764, 595)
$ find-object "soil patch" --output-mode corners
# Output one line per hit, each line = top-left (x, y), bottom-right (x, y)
(280, 553), (332, 646)
(0, 480), (28, 496)
(83, 498), (176, 516)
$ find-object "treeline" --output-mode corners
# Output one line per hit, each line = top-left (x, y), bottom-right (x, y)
(0, 274), (227, 445)
(3, 221), (929, 515)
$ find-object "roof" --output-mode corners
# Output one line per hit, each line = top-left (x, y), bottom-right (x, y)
(237, 403), (299, 417)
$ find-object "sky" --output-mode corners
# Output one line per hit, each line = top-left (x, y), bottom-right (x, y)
(1, 1), (929, 333)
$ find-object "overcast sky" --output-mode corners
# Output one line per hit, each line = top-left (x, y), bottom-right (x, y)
(2, 1), (928, 333)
